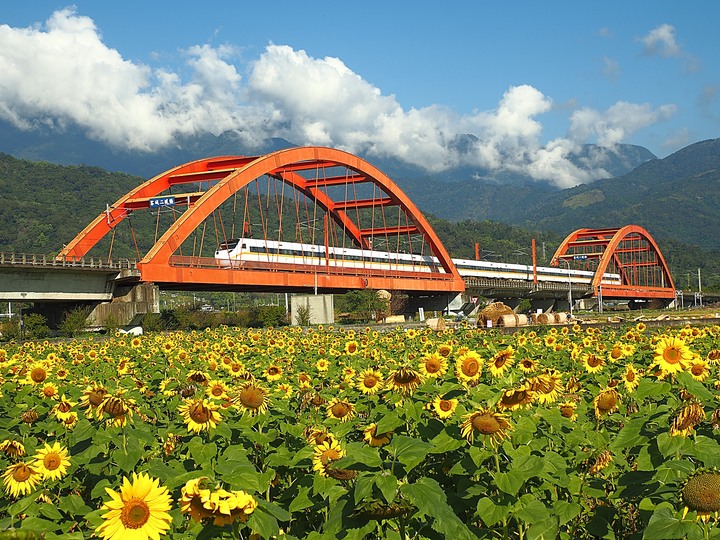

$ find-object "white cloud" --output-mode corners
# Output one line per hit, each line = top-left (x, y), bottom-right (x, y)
(568, 102), (676, 147)
(0, 9), (679, 188)
(640, 23), (681, 57)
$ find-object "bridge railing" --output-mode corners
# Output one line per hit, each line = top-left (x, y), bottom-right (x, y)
(0, 252), (137, 270)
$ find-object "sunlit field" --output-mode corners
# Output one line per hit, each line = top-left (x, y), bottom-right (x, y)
(1, 322), (720, 539)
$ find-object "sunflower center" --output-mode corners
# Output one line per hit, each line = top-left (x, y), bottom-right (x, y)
(58, 402), (72, 413)
(425, 360), (441, 373)
(268, 367), (280, 375)
(211, 386), (224, 396)
(30, 368), (47, 383)
(320, 448), (342, 464)
(587, 355), (602, 367)
(238, 387), (266, 409)
(394, 370), (419, 385)
(121, 498), (151, 529)
(44, 453), (61, 470)
(596, 393), (617, 412)
(331, 402), (351, 418)
(12, 464), (32, 482)
(610, 347), (622, 359)
(683, 473), (720, 513)
(439, 400), (453, 412)
(663, 347), (681, 364)
(691, 365), (704, 376)
(625, 370), (636, 382)
(472, 414), (501, 435)
(363, 376), (378, 388)
(560, 405), (575, 418)
(461, 359), (479, 377)
(347, 344), (357, 353)
(89, 390), (106, 407)
(189, 403), (211, 423)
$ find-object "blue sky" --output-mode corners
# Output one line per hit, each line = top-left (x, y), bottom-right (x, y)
(1, 1), (718, 187)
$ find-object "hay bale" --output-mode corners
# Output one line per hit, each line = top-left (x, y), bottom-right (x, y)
(426, 317), (446, 331)
(476, 302), (514, 328)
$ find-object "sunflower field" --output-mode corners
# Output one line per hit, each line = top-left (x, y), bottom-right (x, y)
(1, 321), (720, 539)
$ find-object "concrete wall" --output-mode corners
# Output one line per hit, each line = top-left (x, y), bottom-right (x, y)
(86, 283), (160, 328)
(291, 294), (334, 325)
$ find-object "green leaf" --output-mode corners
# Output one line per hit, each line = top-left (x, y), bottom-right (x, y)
(493, 468), (526, 496)
(353, 473), (375, 505)
(247, 503), (280, 540)
(38, 504), (63, 521)
(691, 436), (720, 468)
(643, 504), (700, 539)
(610, 416), (648, 451)
(334, 442), (382, 469)
(429, 429), (464, 454)
(400, 477), (476, 540)
(553, 500), (581, 526)
(375, 474), (397, 504)
(289, 486), (314, 512)
(476, 497), (510, 527)
(374, 410), (404, 435)
(112, 446), (143, 472)
(526, 516), (560, 540)
(215, 460), (264, 492)
(389, 435), (432, 472)
(514, 494), (548, 523)
(58, 494), (92, 515)
(187, 437), (217, 464)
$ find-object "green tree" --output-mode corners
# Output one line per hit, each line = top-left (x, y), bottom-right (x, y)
(336, 290), (389, 323)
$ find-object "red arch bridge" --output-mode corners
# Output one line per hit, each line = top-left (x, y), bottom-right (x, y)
(0, 147), (676, 323)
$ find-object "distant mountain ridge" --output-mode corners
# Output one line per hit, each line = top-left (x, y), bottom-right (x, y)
(2, 119), (720, 254)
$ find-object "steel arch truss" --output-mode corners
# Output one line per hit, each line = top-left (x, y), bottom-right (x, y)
(58, 147), (465, 293)
(552, 225), (675, 300)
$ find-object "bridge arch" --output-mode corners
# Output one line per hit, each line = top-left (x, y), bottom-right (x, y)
(552, 225), (675, 302)
(59, 146), (465, 293)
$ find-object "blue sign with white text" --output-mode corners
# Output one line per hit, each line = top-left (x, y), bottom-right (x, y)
(149, 196), (175, 208)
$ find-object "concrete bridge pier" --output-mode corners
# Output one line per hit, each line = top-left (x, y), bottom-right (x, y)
(86, 282), (160, 329)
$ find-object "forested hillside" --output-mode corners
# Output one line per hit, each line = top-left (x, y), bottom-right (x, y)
(1, 152), (719, 291)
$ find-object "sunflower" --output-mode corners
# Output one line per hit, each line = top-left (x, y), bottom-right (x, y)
(588, 450), (613, 475)
(582, 353), (605, 374)
(455, 351), (483, 385)
(488, 346), (515, 378)
(652, 335), (693, 376)
(32, 442), (71, 481)
(460, 408), (512, 445)
(327, 398), (356, 422)
(206, 380), (230, 400)
(179, 398), (221, 433)
(688, 359), (710, 382)
(437, 343), (453, 358)
(682, 470), (720, 522)
(316, 358), (331, 372)
(707, 350), (720, 364)
(202, 488), (258, 526)
(312, 440), (345, 477)
(344, 340), (360, 355)
(593, 387), (620, 418)
(558, 401), (578, 421)
(622, 364), (641, 392)
(357, 369), (384, 395)
(608, 344), (625, 363)
(497, 382), (534, 411)
(431, 397), (458, 419)
(670, 402), (705, 438)
(264, 364), (283, 382)
(95, 472), (173, 540)
(518, 357), (538, 373)
(79, 384), (108, 417)
(363, 424), (393, 447)
(2, 462), (40, 498)
(25, 362), (49, 385)
(529, 370), (563, 404)
(180, 477), (213, 523)
(418, 352), (448, 378)
(0, 439), (25, 460)
(388, 367), (424, 395)
(39, 382), (59, 399)
(98, 393), (136, 428)
(234, 383), (270, 416)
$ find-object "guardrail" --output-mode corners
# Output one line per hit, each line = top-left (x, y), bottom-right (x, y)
(0, 252), (137, 270)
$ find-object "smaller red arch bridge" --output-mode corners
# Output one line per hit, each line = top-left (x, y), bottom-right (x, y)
(58, 147), (465, 295)
(551, 225), (676, 307)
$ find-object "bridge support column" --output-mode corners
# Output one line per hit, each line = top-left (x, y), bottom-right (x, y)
(530, 298), (556, 314)
(86, 283), (160, 328)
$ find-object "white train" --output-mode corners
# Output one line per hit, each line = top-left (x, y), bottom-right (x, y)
(215, 238), (621, 285)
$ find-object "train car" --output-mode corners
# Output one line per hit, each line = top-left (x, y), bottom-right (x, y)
(215, 238), (621, 285)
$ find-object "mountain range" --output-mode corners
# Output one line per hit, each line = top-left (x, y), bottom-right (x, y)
(1, 119), (719, 259)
